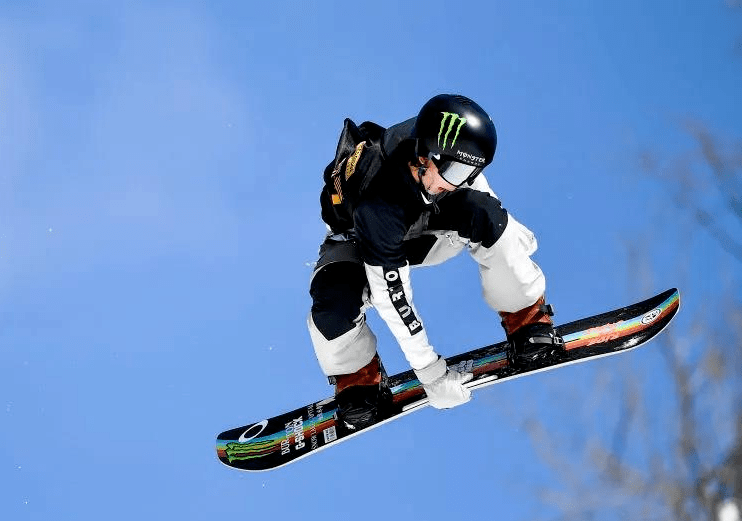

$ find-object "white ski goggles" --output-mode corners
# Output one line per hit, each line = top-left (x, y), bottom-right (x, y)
(429, 153), (482, 187)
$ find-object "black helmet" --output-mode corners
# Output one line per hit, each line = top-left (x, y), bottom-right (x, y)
(413, 94), (497, 186)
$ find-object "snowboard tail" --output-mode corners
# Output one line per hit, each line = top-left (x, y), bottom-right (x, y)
(217, 288), (680, 472)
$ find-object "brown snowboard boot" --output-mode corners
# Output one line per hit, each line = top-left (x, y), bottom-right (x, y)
(332, 354), (392, 430)
(500, 296), (563, 365)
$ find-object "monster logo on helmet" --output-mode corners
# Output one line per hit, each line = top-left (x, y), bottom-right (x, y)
(414, 94), (497, 187)
(438, 112), (467, 150)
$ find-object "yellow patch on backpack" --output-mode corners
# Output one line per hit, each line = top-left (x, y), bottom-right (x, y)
(345, 141), (365, 180)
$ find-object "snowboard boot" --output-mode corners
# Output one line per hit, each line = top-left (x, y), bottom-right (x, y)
(500, 296), (564, 367)
(332, 354), (393, 431)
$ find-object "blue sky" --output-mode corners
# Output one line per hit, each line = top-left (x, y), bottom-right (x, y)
(2, 1), (741, 520)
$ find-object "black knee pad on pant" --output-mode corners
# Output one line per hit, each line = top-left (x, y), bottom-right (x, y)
(310, 262), (368, 340)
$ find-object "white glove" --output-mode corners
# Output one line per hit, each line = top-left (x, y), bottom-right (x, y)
(414, 357), (473, 409)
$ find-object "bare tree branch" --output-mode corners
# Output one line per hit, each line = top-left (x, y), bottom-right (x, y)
(523, 122), (742, 520)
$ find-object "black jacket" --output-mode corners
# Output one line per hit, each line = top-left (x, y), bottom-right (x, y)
(320, 117), (430, 267)
(320, 116), (508, 269)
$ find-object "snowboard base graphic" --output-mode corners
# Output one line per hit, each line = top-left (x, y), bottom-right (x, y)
(217, 288), (680, 472)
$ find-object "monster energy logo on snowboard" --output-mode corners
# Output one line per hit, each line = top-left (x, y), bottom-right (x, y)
(438, 112), (467, 149)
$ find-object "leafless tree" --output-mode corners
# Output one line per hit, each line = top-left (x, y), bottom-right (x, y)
(525, 124), (742, 521)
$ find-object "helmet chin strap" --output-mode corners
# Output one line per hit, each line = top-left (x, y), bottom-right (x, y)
(415, 166), (444, 212)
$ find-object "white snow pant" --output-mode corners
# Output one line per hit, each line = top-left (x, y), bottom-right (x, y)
(308, 177), (546, 377)
(307, 219), (545, 377)
(417, 216), (546, 313)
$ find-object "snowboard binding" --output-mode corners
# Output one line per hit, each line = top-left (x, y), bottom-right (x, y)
(506, 321), (565, 369)
(335, 383), (393, 432)
(499, 299), (565, 369)
(332, 355), (395, 432)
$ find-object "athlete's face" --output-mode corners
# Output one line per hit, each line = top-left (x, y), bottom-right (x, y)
(412, 156), (457, 195)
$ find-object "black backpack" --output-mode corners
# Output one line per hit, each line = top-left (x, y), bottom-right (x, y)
(320, 118), (386, 232)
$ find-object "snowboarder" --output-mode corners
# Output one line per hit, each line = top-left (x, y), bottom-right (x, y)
(308, 94), (561, 429)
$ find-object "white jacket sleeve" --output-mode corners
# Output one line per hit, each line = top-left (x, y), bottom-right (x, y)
(364, 262), (439, 371)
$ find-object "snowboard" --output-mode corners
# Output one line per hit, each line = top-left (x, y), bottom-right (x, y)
(216, 288), (680, 472)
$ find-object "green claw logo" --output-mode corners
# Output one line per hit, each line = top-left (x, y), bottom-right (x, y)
(438, 112), (467, 149)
